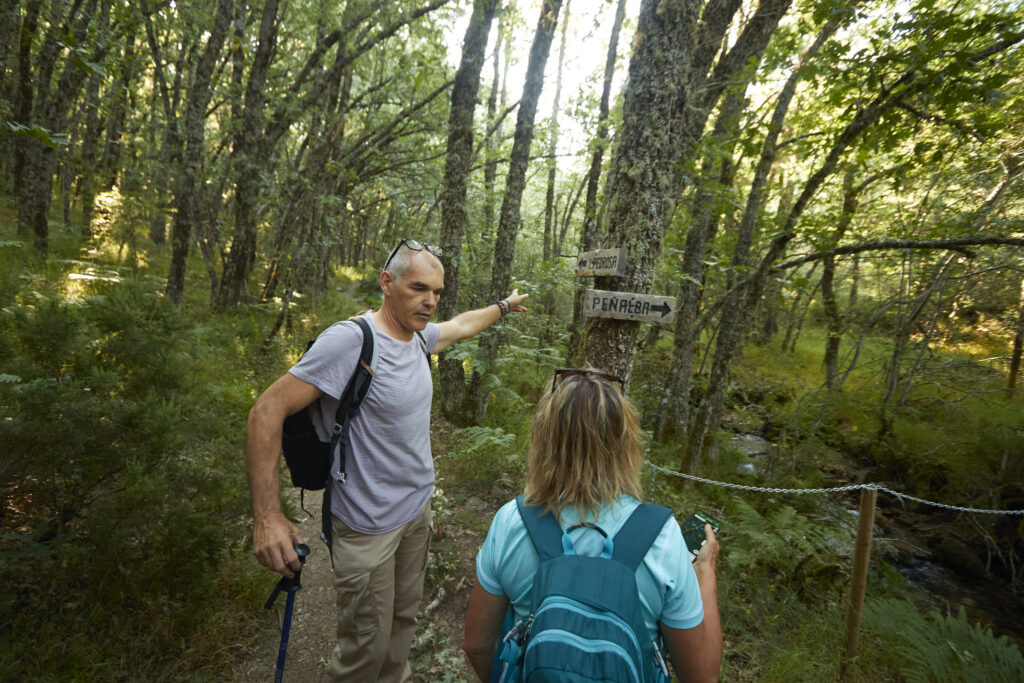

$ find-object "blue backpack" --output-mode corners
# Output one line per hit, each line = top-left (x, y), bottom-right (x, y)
(494, 495), (674, 683)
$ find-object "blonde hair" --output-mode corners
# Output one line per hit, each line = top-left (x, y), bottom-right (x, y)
(524, 372), (644, 522)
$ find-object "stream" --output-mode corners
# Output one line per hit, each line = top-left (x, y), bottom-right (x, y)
(726, 433), (1024, 648)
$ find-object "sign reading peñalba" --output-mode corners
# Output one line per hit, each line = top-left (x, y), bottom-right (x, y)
(575, 248), (627, 277)
(583, 289), (677, 323)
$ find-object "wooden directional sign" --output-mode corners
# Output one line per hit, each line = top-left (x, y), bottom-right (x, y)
(583, 289), (677, 324)
(575, 248), (627, 277)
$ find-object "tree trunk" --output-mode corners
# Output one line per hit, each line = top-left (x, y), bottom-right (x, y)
(823, 167), (858, 389)
(686, 22), (839, 468)
(76, 69), (104, 236)
(217, 0), (280, 309)
(166, 0), (234, 304)
(1008, 277), (1024, 394)
(542, 0), (570, 264)
(576, 0), (701, 381)
(654, 85), (746, 443)
(18, 0), (107, 259)
(0, 0), (20, 191)
(11, 0), (42, 215)
(436, 0), (500, 424)
(99, 30), (135, 193)
(567, 0), (627, 365)
(470, 0), (562, 421)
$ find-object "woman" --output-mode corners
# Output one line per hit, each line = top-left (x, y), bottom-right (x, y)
(462, 368), (722, 682)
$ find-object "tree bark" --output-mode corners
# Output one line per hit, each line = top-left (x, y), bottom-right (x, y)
(217, 0), (280, 309)
(823, 168), (857, 389)
(470, 0), (562, 421)
(654, 86), (746, 443)
(542, 0), (570, 264)
(567, 0), (627, 365)
(11, 0), (42, 214)
(436, 0), (500, 424)
(686, 21), (839, 468)
(1008, 277), (1024, 394)
(17, 0), (108, 258)
(75, 69), (104, 236)
(166, 0), (234, 304)
(99, 30), (136, 193)
(575, 0), (701, 382)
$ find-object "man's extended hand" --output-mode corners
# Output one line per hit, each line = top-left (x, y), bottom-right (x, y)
(253, 511), (305, 578)
(502, 288), (529, 313)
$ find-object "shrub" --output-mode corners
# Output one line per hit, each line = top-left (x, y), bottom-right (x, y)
(0, 279), (259, 679)
(864, 598), (1024, 682)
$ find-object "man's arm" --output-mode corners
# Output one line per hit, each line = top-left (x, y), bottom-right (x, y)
(435, 289), (529, 353)
(463, 581), (509, 681)
(661, 524), (723, 682)
(246, 372), (322, 577)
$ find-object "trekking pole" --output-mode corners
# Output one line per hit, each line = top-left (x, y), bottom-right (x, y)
(263, 543), (310, 683)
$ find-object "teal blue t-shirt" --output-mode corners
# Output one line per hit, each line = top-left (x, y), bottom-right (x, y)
(475, 495), (704, 638)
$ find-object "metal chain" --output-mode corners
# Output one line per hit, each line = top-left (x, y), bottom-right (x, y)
(645, 461), (1024, 516)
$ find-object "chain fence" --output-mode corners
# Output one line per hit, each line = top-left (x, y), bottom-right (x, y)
(645, 461), (1024, 516)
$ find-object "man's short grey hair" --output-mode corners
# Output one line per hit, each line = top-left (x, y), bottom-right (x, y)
(384, 244), (442, 283)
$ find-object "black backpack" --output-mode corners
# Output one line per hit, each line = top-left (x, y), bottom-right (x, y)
(281, 316), (377, 492)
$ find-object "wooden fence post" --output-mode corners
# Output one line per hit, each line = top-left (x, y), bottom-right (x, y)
(840, 486), (878, 679)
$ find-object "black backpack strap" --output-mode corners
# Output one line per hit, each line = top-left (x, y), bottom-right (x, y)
(415, 329), (430, 363)
(321, 317), (375, 562)
(515, 495), (565, 562)
(327, 316), (375, 486)
(611, 503), (674, 572)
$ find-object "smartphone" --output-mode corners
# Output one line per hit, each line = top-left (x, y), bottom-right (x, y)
(680, 510), (723, 560)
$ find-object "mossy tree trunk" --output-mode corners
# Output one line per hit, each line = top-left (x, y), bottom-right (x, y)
(566, 0), (627, 365)
(437, 0), (500, 424)
(166, 0), (234, 303)
(469, 0), (562, 422)
(217, 0), (280, 309)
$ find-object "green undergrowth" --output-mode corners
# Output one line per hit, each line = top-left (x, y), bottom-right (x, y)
(0, 215), (286, 680)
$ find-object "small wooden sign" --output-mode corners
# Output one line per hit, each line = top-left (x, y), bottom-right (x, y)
(575, 248), (627, 277)
(583, 289), (677, 323)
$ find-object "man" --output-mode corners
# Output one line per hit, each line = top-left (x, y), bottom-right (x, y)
(247, 238), (527, 682)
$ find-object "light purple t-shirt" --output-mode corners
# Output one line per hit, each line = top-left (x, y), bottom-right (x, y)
(289, 315), (440, 534)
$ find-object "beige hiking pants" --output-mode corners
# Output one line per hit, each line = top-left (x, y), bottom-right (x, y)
(327, 500), (432, 682)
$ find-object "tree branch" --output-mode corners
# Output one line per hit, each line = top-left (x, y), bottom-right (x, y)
(774, 236), (1024, 271)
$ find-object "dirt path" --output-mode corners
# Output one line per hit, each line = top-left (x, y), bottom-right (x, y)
(234, 487), (484, 682)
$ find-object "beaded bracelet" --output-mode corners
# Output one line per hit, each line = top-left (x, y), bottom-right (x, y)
(496, 300), (508, 317)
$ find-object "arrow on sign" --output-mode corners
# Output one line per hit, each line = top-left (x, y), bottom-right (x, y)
(651, 302), (672, 318)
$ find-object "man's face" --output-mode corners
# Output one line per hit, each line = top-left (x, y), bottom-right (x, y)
(381, 251), (444, 332)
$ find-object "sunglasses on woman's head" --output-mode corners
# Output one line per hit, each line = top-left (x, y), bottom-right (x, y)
(383, 238), (443, 272)
(552, 368), (625, 392)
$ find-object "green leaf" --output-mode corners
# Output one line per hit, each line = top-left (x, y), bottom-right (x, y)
(3, 122), (70, 149)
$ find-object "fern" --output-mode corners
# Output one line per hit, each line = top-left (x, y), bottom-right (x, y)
(725, 497), (838, 580)
(455, 426), (517, 454)
(865, 598), (1024, 682)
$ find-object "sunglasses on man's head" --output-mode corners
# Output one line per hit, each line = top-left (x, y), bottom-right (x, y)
(383, 238), (443, 272)
(552, 368), (625, 392)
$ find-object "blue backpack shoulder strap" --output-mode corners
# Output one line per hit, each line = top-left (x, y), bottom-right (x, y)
(611, 503), (674, 572)
(515, 495), (565, 562)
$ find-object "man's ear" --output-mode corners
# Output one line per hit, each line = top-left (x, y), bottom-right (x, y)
(379, 270), (393, 295)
